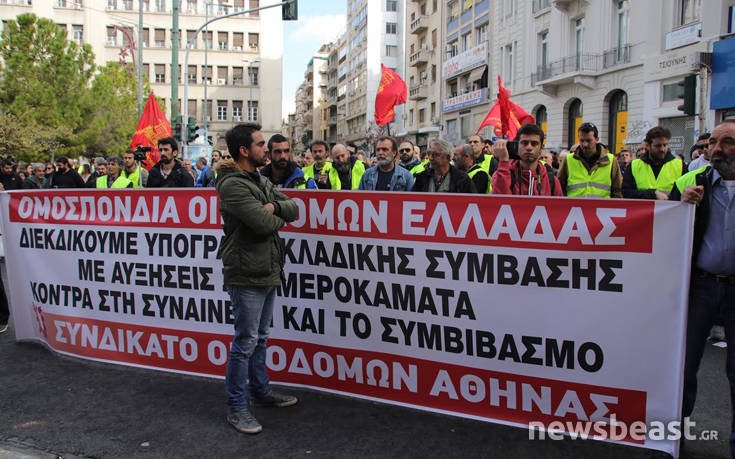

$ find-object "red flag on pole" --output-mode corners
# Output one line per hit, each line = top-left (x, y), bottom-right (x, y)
(476, 76), (534, 139)
(129, 93), (172, 170)
(374, 64), (407, 125)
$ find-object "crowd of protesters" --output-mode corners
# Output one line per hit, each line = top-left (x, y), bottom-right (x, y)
(1, 120), (734, 457)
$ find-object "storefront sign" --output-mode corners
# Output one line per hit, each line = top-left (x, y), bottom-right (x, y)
(443, 42), (487, 80)
(442, 88), (486, 113)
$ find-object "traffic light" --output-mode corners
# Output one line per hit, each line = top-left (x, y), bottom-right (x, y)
(172, 115), (183, 142)
(677, 74), (697, 116)
(187, 116), (199, 143)
(282, 0), (297, 20)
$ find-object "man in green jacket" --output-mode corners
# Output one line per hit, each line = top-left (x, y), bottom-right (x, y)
(216, 123), (299, 435)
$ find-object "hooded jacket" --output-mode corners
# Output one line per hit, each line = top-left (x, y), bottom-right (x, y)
(215, 159), (299, 287)
(260, 161), (317, 189)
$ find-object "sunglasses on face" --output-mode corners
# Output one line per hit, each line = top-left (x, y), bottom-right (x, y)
(399, 148), (412, 153)
(223, 155), (232, 159)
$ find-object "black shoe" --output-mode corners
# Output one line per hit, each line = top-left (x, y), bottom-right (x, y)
(250, 391), (298, 408)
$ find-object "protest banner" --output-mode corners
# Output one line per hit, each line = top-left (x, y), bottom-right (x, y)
(0, 189), (694, 456)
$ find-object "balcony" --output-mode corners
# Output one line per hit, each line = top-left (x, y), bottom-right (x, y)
(602, 45), (631, 69)
(409, 49), (428, 67)
(532, 0), (551, 13)
(410, 15), (428, 35)
(328, 116), (338, 125)
(531, 53), (600, 89)
(531, 45), (634, 90)
(409, 83), (428, 100)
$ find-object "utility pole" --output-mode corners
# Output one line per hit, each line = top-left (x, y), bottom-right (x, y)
(137, 0), (143, 117)
(171, 0), (180, 120)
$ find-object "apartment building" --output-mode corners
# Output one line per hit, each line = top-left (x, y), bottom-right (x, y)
(397, 0), (443, 150)
(0, 0), (283, 152)
(441, 0), (492, 146)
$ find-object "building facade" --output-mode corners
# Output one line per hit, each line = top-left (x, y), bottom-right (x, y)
(441, 0), (492, 146)
(397, 0), (444, 150)
(0, 0), (283, 154)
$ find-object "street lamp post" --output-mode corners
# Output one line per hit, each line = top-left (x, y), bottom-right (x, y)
(182, 1), (290, 143)
(242, 58), (260, 123)
(203, 2), (233, 147)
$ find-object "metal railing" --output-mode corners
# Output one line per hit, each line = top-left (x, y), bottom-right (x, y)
(532, 0), (551, 13)
(602, 44), (631, 69)
(531, 46), (633, 86)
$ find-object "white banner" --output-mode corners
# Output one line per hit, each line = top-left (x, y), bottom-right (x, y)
(0, 189), (694, 457)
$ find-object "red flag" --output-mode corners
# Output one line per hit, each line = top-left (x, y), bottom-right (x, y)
(129, 93), (172, 170)
(477, 76), (534, 139)
(374, 64), (407, 125)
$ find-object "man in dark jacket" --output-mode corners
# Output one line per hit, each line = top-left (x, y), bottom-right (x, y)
(22, 163), (46, 189)
(412, 138), (476, 193)
(45, 157), (86, 188)
(671, 120), (735, 458)
(1, 158), (23, 190)
(623, 126), (686, 199)
(216, 123), (299, 435)
(260, 134), (316, 189)
(147, 137), (194, 188)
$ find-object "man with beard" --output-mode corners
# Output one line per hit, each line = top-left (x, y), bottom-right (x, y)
(671, 120), (735, 458)
(623, 126), (686, 199)
(0, 158), (23, 190)
(23, 163), (47, 189)
(328, 143), (366, 190)
(359, 136), (413, 191)
(86, 157), (107, 188)
(557, 122), (623, 198)
(490, 123), (562, 196)
(453, 144), (488, 194)
(397, 139), (421, 174)
(45, 157), (86, 188)
(412, 138), (476, 193)
(121, 149), (149, 188)
(147, 137), (195, 188)
(215, 123), (299, 434)
(302, 140), (332, 189)
(260, 134), (316, 189)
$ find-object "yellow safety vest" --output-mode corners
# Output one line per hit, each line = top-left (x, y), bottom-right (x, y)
(467, 165), (491, 194)
(96, 175), (132, 189)
(303, 161), (334, 182)
(410, 159), (430, 176)
(477, 153), (494, 192)
(565, 153), (615, 198)
(121, 165), (143, 188)
(328, 160), (366, 190)
(673, 166), (709, 195)
(630, 158), (683, 193)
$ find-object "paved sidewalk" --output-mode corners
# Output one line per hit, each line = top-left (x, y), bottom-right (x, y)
(0, 320), (731, 459)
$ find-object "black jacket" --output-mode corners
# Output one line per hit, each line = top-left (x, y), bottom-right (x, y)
(670, 166), (713, 265)
(22, 177), (44, 189)
(0, 172), (23, 190)
(412, 165), (477, 193)
(147, 160), (195, 188)
(45, 169), (86, 189)
(622, 153), (687, 199)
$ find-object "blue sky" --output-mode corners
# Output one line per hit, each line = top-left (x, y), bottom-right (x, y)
(282, 0), (346, 119)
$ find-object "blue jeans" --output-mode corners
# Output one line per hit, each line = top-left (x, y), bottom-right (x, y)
(682, 275), (735, 457)
(225, 285), (276, 412)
